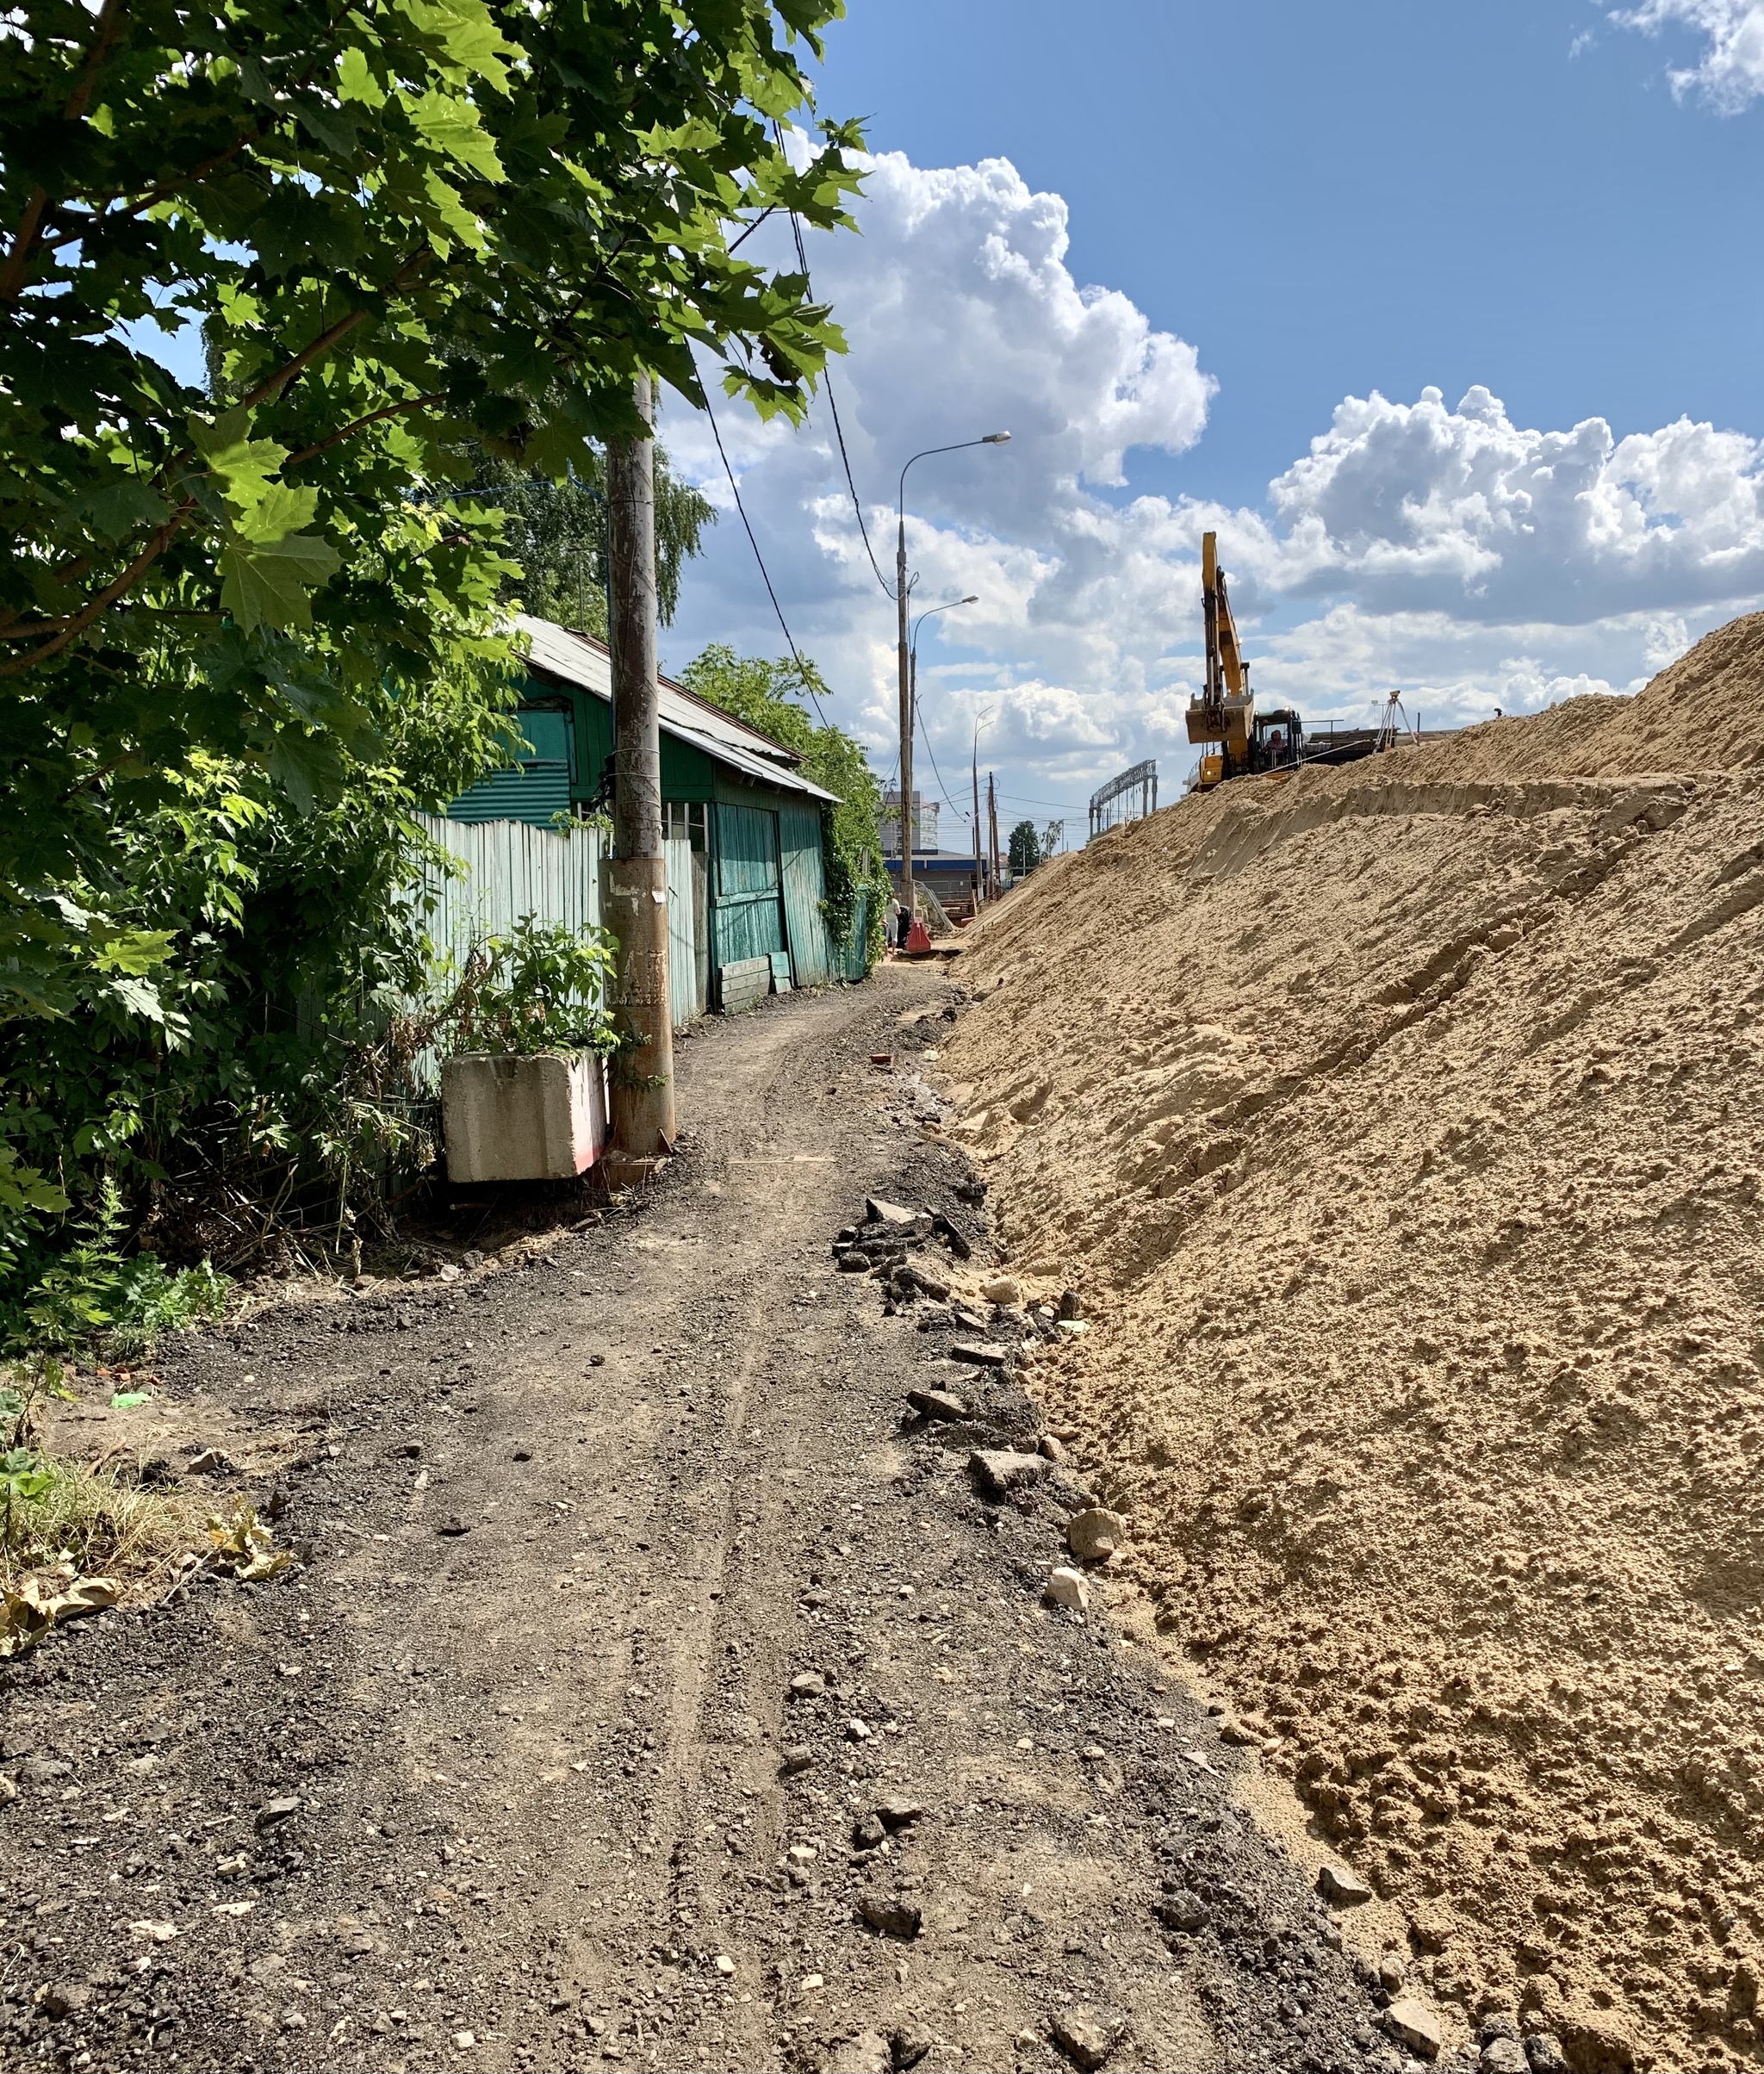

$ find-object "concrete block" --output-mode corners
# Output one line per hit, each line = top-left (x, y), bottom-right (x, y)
(441, 1051), (607, 1182)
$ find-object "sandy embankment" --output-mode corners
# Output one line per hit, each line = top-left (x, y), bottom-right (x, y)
(938, 614), (1764, 2072)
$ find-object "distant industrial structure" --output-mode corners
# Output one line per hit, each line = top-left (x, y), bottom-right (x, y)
(1088, 759), (1158, 842)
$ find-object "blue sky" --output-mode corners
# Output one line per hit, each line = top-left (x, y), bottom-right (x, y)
(811, 0), (1764, 510)
(656, 0), (1764, 838)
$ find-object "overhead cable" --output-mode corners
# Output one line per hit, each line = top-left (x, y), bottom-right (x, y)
(773, 140), (893, 602)
(699, 378), (829, 728)
(912, 688), (975, 835)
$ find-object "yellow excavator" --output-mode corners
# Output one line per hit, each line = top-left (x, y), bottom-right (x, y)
(1185, 531), (1304, 790)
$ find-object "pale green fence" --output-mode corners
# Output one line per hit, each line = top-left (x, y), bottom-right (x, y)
(414, 815), (699, 1032)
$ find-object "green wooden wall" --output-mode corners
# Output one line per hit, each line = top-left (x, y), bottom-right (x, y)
(710, 800), (786, 971)
(779, 800), (835, 987)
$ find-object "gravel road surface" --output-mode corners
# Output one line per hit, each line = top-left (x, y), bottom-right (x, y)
(0, 968), (1394, 2074)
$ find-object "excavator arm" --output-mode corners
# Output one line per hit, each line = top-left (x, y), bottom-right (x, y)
(1202, 531), (1246, 699)
(1187, 531), (1255, 783)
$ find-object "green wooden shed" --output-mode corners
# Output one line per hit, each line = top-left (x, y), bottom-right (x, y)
(446, 618), (853, 1015)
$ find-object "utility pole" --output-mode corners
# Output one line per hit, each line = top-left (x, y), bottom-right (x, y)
(896, 437), (1009, 927)
(605, 373), (675, 1168)
(987, 772), (1000, 892)
(895, 506), (914, 928)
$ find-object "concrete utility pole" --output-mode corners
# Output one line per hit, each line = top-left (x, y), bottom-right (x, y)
(987, 772), (1000, 891)
(605, 373), (675, 1165)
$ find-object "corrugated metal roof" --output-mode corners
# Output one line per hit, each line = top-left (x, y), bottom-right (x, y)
(515, 617), (839, 805)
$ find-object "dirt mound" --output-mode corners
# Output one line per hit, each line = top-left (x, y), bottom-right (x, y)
(1403, 610), (1764, 786)
(938, 612), (1764, 2071)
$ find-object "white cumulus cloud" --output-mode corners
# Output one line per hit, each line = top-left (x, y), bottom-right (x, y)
(1245, 384), (1764, 621)
(1614, 1), (1764, 109)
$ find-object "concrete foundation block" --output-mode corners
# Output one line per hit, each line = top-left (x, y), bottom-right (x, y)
(441, 1051), (607, 1183)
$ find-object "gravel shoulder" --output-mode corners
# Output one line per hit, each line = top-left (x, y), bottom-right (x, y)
(0, 967), (1388, 2074)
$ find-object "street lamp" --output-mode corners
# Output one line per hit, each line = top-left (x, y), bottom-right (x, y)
(896, 436), (1009, 920)
(909, 593), (979, 695)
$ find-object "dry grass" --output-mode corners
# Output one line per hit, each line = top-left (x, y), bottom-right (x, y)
(2, 1457), (201, 1605)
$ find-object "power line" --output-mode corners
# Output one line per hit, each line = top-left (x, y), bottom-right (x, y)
(911, 690), (974, 837)
(699, 379), (829, 728)
(776, 161), (893, 602)
(998, 790), (1093, 811)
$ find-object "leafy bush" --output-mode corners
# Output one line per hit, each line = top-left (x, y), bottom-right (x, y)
(445, 918), (618, 1059)
(3, 1183), (229, 1358)
(0, 647), (518, 1325)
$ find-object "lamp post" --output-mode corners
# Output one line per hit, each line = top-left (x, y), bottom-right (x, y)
(896, 435), (1009, 921)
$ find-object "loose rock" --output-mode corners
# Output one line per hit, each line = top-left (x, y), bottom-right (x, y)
(829, 2030), (893, 2074)
(856, 1891), (922, 1940)
(1522, 2038), (1568, 2074)
(905, 1388), (970, 1423)
(1317, 1860), (1372, 1905)
(969, 1449), (1046, 1498)
(780, 1745), (814, 1775)
(1386, 1997), (1443, 2060)
(1044, 1566), (1089, 1613)
(254, 1795), (301, 1832)
(951, 1342), (1009, 1369)
(1050, 2004), (1117, 2070)
(980, 1275), (1021, 1307)
(892, 2021), (933, 2071)
(35, 1982), (91, 2022)
(1065, 1507), (1128, 1562)
(1481, 2042), (1528, 2074)
(875, 1796), (924, 1831)
(788, 1671), (826, 1700)
(866, 1198), (922, 1228)
(931, 1212), (972, 1260)
(1155, 1889), (1209, 1934)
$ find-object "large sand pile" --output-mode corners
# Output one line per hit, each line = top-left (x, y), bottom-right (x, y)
(939, 612), (1764, 2072)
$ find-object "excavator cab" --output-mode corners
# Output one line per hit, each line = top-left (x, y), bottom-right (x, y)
(1250, 707), (1304, 773)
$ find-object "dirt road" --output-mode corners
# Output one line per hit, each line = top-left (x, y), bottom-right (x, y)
(0, 969), (1389, 2074)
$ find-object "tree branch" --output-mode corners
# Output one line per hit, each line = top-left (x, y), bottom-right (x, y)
(284, 390), (448, 467)
(0, 0), (130, 303)
(0, 500), (197, 677)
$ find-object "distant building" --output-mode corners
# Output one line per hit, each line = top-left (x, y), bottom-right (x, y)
(879, 790), (939, 858)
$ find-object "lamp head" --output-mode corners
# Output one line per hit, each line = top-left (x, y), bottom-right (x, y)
(961, 593), (979, 604)
(982, 431), (1011, 444)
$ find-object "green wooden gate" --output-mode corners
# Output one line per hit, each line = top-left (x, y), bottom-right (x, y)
(779, 801), (835, 987)
(711, 803), (786, 975)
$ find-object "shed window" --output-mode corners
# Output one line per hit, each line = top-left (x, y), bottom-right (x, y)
(664, 800), (709, 851)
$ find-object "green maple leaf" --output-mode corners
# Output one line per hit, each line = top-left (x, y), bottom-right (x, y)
(408, 88), (506, 181)
(219, 530), (342, 633)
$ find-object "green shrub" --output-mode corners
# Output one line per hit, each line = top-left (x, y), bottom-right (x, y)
(445, 917), (618, 1059)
